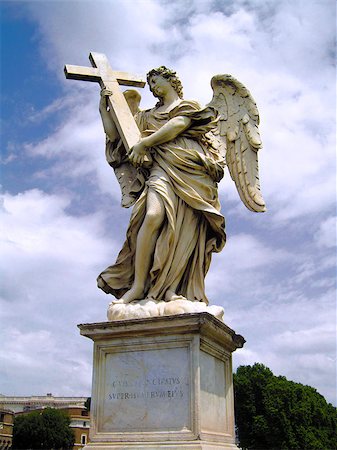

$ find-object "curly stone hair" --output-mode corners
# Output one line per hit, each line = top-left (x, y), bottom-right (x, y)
(147, 66), (184, 104)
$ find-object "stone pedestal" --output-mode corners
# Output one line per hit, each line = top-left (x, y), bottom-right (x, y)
(78, 312), (245, 449)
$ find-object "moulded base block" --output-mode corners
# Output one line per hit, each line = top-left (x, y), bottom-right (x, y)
(79, 313), (244, 450)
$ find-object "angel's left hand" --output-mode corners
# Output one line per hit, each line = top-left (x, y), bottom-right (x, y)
(128, 140), (147, 166)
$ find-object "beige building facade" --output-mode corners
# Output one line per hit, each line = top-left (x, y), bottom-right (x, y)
(0, 394), (87, 413)
(0, 409), (14, 450)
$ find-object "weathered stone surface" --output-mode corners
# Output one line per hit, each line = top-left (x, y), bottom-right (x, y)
(79, 313), (244, 449)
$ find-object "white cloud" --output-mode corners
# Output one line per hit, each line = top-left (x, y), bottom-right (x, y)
(172, 2), (336, 223)
(0, 327), (92, 396)
(272, 325), (336, 355)
(23, 94), (123, 201)
(315, 216), (337, 249)
(19, 0), (335, 223)
(2, 0), (336, 406)
(25, 0), (168, 81)
(232, 290), (336, 403)
(206, 232), (291, 301)
(1, 189), (108, 267)
(0, 189), (120, 395)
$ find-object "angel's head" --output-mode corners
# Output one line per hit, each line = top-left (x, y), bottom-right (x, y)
(147, 66), (183, 104)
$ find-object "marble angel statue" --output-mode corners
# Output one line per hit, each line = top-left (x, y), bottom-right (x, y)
(97, 66), (265, 320)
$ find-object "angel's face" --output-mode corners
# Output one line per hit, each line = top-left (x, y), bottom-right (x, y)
(148, 75), (172, 98)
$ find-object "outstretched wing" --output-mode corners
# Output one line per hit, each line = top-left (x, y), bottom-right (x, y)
(208, 74), (266, 212)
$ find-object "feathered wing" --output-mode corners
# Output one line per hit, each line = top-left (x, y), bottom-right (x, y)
(207, 74), (266, 212)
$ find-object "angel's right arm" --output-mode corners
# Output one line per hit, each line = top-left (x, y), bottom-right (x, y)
(99, 89), (119, 142)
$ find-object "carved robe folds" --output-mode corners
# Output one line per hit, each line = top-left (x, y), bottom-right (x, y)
(97, 101), (226, 304)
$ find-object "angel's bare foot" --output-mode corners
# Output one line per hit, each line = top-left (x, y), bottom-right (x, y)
(165, 290), (185, 302)
(112, 285), (144, 304)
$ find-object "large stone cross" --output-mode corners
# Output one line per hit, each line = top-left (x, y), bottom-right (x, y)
(64, 52), (146, 152)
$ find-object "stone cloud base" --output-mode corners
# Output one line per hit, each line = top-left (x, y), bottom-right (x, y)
(78, 313), (245, 449)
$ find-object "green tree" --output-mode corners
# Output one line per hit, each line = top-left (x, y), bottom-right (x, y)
(234, 363), (337, 450)
(12, 407), (75, 450)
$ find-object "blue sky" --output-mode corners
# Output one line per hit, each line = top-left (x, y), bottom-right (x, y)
(1, 0), (336, 406)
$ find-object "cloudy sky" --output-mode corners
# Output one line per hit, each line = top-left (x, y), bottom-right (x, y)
(1, 0), (336, 406)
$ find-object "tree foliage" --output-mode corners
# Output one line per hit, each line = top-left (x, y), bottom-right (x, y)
(234, 363), (337, 450)
(12, 407), (75, 450)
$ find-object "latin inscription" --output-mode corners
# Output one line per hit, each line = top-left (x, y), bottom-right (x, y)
(108, 377), (184, 401)
(99, 346), (191, 432)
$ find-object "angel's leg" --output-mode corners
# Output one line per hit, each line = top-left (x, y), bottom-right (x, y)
(114, 188), (165, 304)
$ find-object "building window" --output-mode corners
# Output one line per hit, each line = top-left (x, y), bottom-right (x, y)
(81, 434), (87, 445)
(83, 421), (86, 427)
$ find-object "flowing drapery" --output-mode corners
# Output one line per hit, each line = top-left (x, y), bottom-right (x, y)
(97, 100), (226, 304)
